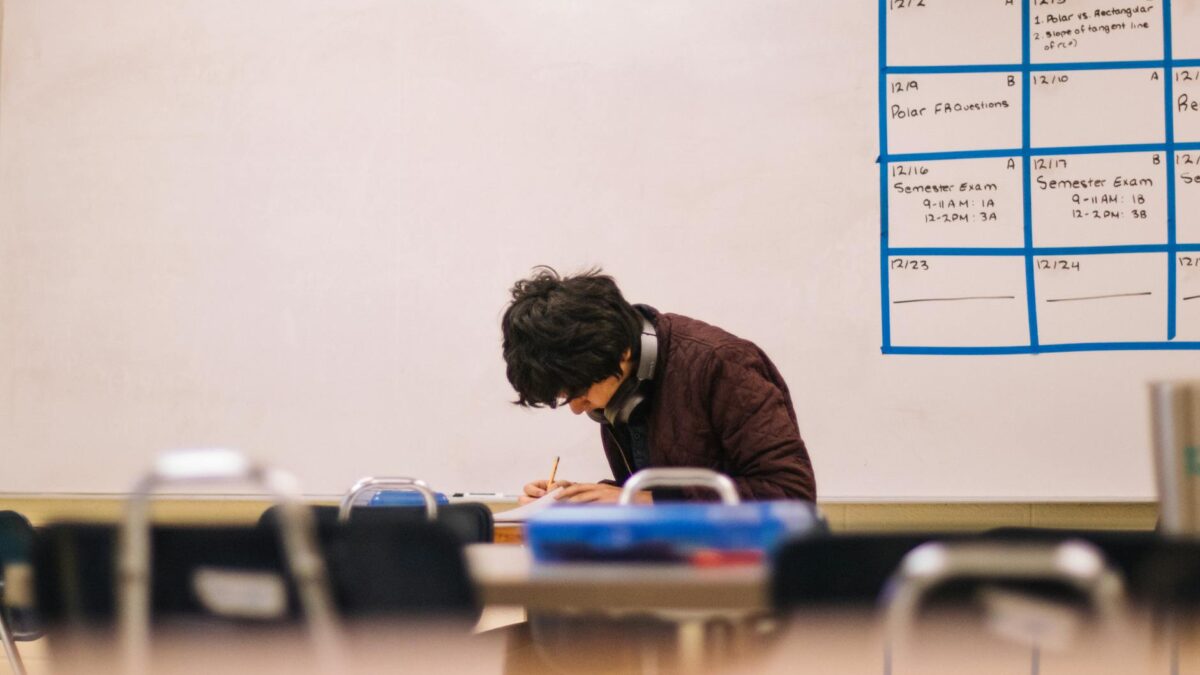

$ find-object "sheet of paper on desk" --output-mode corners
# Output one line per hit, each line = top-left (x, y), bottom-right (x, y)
(492, 487), (564, 523)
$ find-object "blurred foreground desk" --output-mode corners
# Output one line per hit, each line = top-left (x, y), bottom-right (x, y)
(467, 544), (771, 672)
(465, 544), (768, 612)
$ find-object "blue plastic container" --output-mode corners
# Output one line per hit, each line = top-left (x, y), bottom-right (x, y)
(525, 501), (825, 563)
(368, 490), (450, 507)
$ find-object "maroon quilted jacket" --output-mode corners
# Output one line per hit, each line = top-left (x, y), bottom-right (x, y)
(599, 307), (816, 502)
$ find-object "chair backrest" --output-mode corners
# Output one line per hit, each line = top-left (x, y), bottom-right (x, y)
(984, 528), (1159, 568)
(1098, 536), (1200, 614)
(771, 533), (973, 610)
(772, 529), (1176, 612)
(36, 523), (303, 629)
(258, 502), (494, 545)
(35, 519), (478, 629)
(878, 538), (1130, 674)
(0, 511), (41, 640)
(322, 518), (478, 619)
(980, 528), (1200, 610)
(882, 539), (1126, 630)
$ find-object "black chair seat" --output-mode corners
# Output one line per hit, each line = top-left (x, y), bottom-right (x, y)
(258, 502), (494, 545)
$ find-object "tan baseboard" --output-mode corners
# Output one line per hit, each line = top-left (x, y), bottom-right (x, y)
(0, 496), (279, 527)
(821, 502), (1158, 532)
(0, 495), (1159, 532)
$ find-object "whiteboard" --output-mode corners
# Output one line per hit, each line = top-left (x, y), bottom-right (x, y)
(881, 0), (1200, 353)
(1, 0), (1197, 500)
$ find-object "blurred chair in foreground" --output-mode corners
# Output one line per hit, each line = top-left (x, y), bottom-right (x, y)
(34, 449), (477, 674)
(0, 510), (41, 675)
(883, 539), (1128, 674)
(258, 475), (493, 545)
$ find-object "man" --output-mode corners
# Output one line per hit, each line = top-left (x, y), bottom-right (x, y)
(501, 267), (816, 504)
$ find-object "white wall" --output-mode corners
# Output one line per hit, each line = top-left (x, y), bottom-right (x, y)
(0, 0), (1192, 499)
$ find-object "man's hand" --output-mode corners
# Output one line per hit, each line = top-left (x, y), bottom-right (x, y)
(519, 479), (575, 505)
(557, 483), (652, 504)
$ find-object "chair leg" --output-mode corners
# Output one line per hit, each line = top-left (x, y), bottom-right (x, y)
(0, 609), (27, 675)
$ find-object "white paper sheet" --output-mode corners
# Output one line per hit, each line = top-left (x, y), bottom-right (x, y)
(492, 487), (565, 523)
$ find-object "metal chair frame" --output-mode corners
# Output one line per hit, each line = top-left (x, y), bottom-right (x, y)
(884, 539), (1127, 672)
(0, 574), (27, 675)
(337, 476), (440, 523)
(118, 448), (343, 674)
(618, 468), (740, 506)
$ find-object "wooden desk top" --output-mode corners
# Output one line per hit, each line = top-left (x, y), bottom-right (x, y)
(465, 544), (768, 613)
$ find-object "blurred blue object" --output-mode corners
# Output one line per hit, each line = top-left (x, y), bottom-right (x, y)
(526, 501), (825, 563)
(368, 490), (450, 507)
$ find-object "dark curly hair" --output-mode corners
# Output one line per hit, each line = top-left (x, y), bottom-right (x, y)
(501, 266), (642, 408)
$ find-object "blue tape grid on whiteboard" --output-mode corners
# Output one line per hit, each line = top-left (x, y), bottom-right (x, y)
(1165, 0), (1177, 339)
(886, 142), (1200, 163)
(1021, 0), (1038, 351)
(879, 0), (1199, 355)
(891, 244), (1200, 256)
(886, 58), (1200, 74)
(879, 0), (892, 351)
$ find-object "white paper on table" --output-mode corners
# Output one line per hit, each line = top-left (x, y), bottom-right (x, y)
(492, 487), (565, 523)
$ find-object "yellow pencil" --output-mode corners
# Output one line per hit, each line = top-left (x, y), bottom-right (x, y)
(547, 456), (560, 491)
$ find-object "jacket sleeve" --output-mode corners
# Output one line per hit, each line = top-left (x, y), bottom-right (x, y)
(701, 345), (816, 502)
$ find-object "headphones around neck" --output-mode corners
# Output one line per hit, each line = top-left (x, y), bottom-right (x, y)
(587, 317), (658, 426)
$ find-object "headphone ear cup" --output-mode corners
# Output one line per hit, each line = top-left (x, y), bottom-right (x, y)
(592, 315), (658, 425)
(589, 376), (642, 425)
(613, 387), (647, 425)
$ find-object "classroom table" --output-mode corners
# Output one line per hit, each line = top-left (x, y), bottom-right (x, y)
(465, 543), (769, 613)
(465, 543), (771, 672)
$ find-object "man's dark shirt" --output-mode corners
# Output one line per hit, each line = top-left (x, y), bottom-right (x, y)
(615, 404), (652, 472)
(598, 306), (816, 502)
